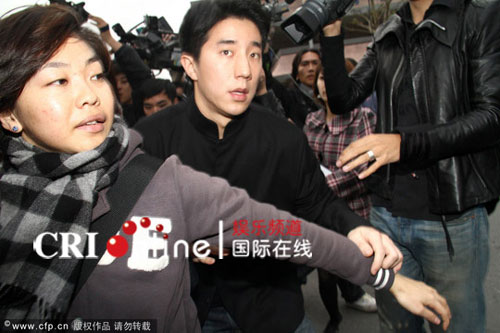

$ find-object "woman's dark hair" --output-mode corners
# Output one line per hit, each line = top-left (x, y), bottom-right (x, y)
(179, 0), (270, 61)
(313, 63), (324, 105)
(0, 4), (111, 113)
(345, 57), (358, 73)
(291, 48), (321, 82)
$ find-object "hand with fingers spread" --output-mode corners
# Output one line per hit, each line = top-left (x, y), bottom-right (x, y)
(347, 226), (403, 274)
(336, 134), (401, 179)
(390, 274), (451, 331)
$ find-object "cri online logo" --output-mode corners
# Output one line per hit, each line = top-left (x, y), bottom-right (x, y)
(33, 217), (226, 269)
(32, 217), (170, 260)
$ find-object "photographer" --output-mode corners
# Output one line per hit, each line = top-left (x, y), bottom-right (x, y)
(319, 0), (500, 332)
(139, 78), (176, 116)
(288, 48), (323, 128)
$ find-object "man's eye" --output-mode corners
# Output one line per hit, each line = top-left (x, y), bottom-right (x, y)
(222, 50), (233, 56)
(250, 52), (261, 59)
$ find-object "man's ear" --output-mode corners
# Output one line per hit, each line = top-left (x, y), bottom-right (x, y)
(0, 110), (23, 134)
(181, 53), (198, 82)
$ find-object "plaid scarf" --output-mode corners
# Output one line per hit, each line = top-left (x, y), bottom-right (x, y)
(0, 119), (129, 320)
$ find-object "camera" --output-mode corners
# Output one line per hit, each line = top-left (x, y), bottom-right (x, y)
(261, 0), (291, 23)
(112, 16), (181, 70)
(280, 0), (355, 44)
(49, 0), (89, 22)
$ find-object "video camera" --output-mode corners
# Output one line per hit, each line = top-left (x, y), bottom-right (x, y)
(49, 0), (179, 70)
(112, 16), (181, 70)
(281, 0), (355, 44)
(261, 0), (291, 23)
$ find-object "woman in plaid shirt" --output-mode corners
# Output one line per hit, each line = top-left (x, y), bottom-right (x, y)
(304, 61), (376, 220)
(304, 61), (377, 333)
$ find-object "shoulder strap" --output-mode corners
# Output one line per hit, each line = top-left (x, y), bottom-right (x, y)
(74, 153), (163, 297)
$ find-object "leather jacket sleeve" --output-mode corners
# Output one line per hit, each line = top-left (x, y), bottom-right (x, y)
(399, 4), (500, 164)
(320, 33), (378, 115)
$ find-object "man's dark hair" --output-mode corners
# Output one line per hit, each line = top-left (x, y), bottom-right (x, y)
(291, 48), (321, 82)
(179, 0), (270, 61)
(0, 4), (110, 113)
(139, 78), (176, 102)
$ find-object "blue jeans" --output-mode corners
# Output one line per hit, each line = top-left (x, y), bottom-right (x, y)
(370, 206), (489, 333)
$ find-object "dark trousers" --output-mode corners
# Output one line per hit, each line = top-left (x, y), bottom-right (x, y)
(318, 269), (365, 330)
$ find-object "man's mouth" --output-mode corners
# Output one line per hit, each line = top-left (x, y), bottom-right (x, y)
(230, 88), (249, 101)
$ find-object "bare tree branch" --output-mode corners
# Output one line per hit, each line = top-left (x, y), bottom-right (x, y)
(345, 0), (398, 35)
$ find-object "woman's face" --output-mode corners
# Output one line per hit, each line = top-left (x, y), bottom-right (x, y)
(0, 37), (114, 154)
(316, 70), (327, 103)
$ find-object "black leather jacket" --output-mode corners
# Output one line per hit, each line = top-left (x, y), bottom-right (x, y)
(321, 0), (500, 215)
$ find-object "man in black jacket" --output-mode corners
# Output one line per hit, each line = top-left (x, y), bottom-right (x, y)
(135, 0), (408, 332)
(321, 0), (500, 331)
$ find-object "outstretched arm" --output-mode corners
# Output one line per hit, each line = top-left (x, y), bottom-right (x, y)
(167, 155), (448, 328)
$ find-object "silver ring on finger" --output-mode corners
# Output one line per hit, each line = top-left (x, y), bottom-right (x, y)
(367, 150), (376, 162)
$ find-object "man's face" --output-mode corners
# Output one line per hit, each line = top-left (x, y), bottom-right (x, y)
(296, 51), (320, 88)
(182, 17), (262, 128)
(143, 92), (172, 116)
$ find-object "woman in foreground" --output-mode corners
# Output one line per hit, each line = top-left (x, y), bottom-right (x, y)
(0, 4), (450, 332)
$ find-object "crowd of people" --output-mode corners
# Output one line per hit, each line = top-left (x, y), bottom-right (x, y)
(1, 0), (500, 332)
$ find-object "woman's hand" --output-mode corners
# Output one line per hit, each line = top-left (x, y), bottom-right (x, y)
(336, 134), (401, 179)
(390, 274), (451, 330)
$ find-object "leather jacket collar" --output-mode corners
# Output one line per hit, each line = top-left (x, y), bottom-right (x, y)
(375, 0), (461, 47)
